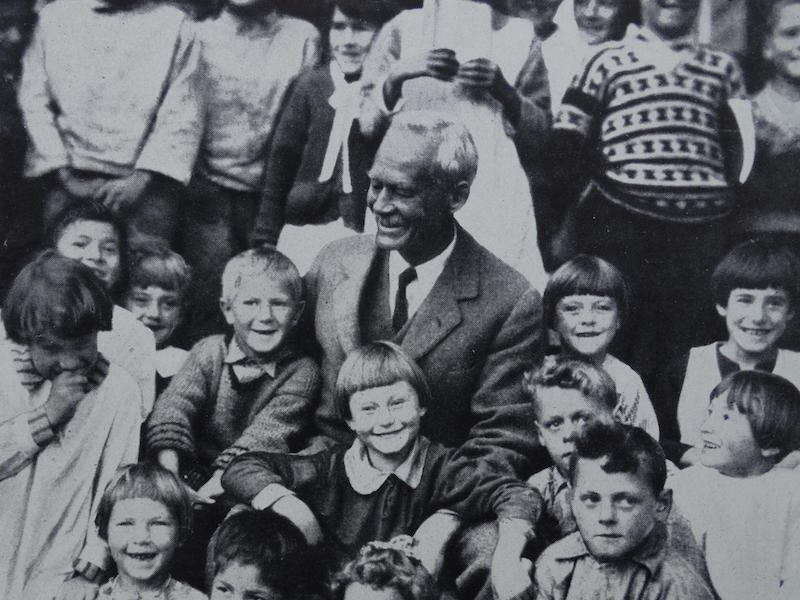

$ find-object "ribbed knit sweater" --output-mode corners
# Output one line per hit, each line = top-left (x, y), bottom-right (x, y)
(144, 335), (320, 479)
(551, 25), (745, 222)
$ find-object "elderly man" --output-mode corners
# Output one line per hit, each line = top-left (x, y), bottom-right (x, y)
(303, 110), (543, 598)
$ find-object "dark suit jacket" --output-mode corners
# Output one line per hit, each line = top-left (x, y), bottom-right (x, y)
(303, 225), (544, 501)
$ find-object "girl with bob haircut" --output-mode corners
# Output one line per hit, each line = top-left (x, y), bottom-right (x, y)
(95, 462), (206, 599)
(48, 198), (157, 417)
(0, 251), (142, 600)
(543, 255), (659, 439)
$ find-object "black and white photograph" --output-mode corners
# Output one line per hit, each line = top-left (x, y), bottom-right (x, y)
(1, 0), (799, 598)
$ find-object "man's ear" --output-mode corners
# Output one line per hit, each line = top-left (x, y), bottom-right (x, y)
(220, 298), (235, 325)
(655, 488), (672, 523)
(345, 418), (356, 433)
(448, 181), (470, 214)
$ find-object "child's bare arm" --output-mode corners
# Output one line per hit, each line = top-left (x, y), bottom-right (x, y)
(412, 511), (462, 579)
(270, 494), (324, 546)
(492, 518), (535, 600)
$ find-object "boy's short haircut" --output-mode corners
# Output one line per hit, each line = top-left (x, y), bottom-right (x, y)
(711, 370), (800, 460)
(2, 249), (113, 344)
(46, 198), (130, 294)
(207, 510), (315, 593)
(711, 239), (800, 308)
(220, 247), (302, 304)
(543, 254), (630, 329)
(95, 462), (192, 542)
(568, 421), (667, 495)
(331, 537), (439, 600)
(128, 238), (192, 301)
(334, 341), (432, 420)
(524, 356), (618, 421)
(334, 0), (403, 25)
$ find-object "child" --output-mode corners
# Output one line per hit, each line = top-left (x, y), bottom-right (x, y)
(651, 239), (800, 465)
(534, 422), (715, 600)
(18, 0), (203, 243)
(207, 509), (322, 600)
(144, 247), (320, 585)
(250, 0), (397, 273)
(546, 0), (748, 374)
(95, 462), (206, 599)
(741, 0), (800, 250)
(182, 0), (320, 342)
(330, 536), (438, 600)
(669, 371), (800, 600)
(125, 239), (192, 396)
(50, 200), (157, 416)
(543, 255), (659, 439)
(524, 356), (618, 544)
(0, 251), (142, 599)
(221, 341), (538, 589)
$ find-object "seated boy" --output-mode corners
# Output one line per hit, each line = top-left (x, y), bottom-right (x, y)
(222, 341), (539, 595)
(534, 422), (716, 600)
(0, 251), (141, 599)
(650, 239), (800, 466)
(669, 370), (800, 600)
(206, 509), (324, 600)
(124, 239), (192, 396)
(524, 357), (618, 546)
(18, 0), (203, 243)
(144, 247), (320, 586)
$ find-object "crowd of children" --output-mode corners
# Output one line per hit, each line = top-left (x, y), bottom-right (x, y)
(2, 0), (800, 599)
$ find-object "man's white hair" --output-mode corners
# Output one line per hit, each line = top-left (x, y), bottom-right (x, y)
(387, 110), (479, 189)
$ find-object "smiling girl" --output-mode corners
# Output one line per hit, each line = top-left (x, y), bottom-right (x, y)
(95, 463), (206, 599)
(543, 254), (659, 439)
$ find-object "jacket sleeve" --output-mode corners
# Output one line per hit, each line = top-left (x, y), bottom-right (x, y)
(439, 288), (544, 519)
(250, 76), (311, 247)
(509, 39), (552, 167)
(135, 18), (204, 185)
(17, 21), (69, 177)
(0, 405), (54, 481)
(212, 358), (321, 469)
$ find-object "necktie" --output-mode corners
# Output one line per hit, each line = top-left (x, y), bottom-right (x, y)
(392, 267), (418, 333)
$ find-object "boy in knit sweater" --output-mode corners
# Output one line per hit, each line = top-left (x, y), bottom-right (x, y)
(545, 0), (748, 374)
(144, 247), (320, 586)
(182, 0), (320, 343)
(18, 0), (204, 243)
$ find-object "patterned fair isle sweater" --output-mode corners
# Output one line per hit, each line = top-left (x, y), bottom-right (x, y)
(552, 24), (745, 222)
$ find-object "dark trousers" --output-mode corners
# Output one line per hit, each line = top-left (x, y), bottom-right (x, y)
(179, 175), (260, 346)
(573, 192), (730, 375)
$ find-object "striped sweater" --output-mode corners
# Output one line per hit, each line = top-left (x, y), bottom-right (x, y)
(552, 25), (745, 222)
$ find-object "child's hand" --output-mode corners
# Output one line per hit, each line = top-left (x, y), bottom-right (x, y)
(455, 58), (506, 92)
(86, 356), (109, 390)
(491, 554), (533, 600)
(44, 371), (90, 428)
(95, 170), (153, 215)
(196, 469), (225, 503)
(54, 574), (99, 600)
(384, 49), (459, 108)
(184, 482), (216, 507)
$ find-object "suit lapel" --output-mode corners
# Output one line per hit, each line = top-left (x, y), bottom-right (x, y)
(332, 240), (381, 354)
(401, 226), (480, 360)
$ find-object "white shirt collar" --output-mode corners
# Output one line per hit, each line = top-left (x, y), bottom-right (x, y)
(223, 337), (276, 379)
(388, 226), (458, 319)
(155, 346), (188, 379)
(344, 437), (430, 495)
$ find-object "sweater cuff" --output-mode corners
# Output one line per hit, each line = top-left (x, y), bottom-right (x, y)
(27, 406), (55, 447)
(251, 483), (296, 511)
(72, 558), (106, 584)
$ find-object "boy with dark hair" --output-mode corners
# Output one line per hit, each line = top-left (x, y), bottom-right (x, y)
(651, 239), (800, 465)
(670, 370), (800, 600)
(546, 0), (749, 373)
(207, 509), (322, 599)
(534, 422), (715, 600)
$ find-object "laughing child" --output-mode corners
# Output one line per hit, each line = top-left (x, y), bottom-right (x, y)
(651, 239), (800, 466)
(669, 371), (800, 600)
(0, 251), (141, 599)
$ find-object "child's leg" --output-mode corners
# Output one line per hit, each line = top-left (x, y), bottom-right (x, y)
(127, 176), (182, 245)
